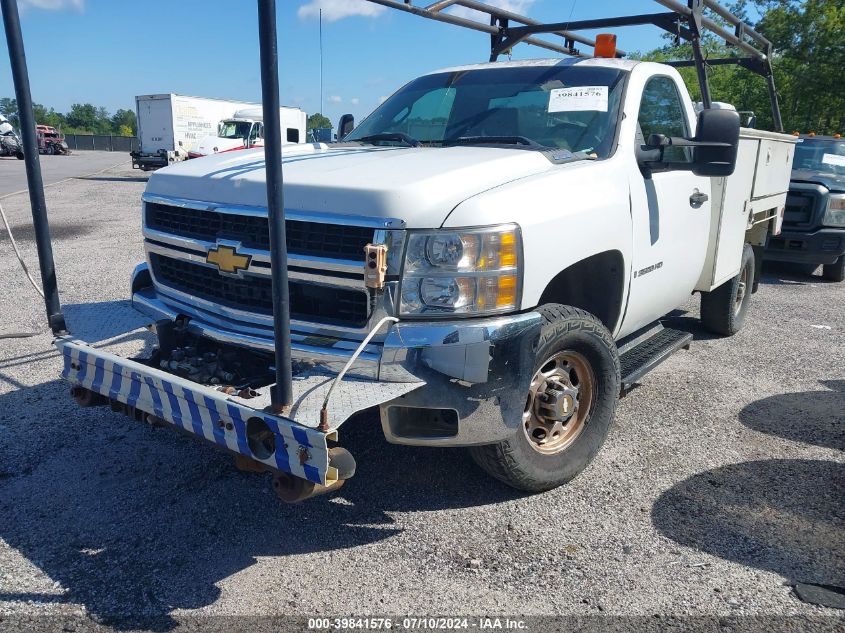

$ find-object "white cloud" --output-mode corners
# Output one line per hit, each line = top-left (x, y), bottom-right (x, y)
(298, 0), (385, 22)
(327, 95), (343, 104)
(378, 96), (389, 104)
(18, 0), (84, 10)
(448, 0), (535, 21)
(351, 98), (360, 106)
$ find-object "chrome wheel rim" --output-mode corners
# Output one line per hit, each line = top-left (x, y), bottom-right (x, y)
(523, 350), (595, 455)
(735, 264), (749, 315)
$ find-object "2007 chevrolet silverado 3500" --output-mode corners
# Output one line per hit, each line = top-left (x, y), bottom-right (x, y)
(58, 2), (797, 501)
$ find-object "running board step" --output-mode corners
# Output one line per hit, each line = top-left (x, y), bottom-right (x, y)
(619, 327), (693, 390)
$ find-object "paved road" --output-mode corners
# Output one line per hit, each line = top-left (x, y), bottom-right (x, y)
(0, 150), (129, 197)
(0, 165), (842, 630)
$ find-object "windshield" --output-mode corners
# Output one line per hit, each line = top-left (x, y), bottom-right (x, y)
(793, 138), (845, 176)
(346, 64), (627, 157)
(219, 121), (253, 139)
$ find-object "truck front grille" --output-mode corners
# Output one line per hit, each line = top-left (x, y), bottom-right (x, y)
(150, 253), (369, 328)
(783, 192), (817, 226)
(145, 202), (374, 260)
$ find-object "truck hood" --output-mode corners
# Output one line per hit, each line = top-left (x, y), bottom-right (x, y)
(146, 144), (556, 228)
(792, 169), (845, 193)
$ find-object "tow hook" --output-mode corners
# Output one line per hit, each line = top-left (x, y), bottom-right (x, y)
(272, 446), (356, 503)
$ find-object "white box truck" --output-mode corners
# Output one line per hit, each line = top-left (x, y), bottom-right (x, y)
(131, 94), (306, 171)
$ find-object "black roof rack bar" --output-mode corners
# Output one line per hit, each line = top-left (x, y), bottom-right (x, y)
(364, 0), (623, 59)
(366, 1), (771, 63)
(654, 0), (782, 131)
(702, 0), (770, 51)
(503, 12), (680, 40)
(654, 0), (771, 61)
(454, 0), (626, 57)
(666, 57), (767, 73)
(364, 0), (784, 132)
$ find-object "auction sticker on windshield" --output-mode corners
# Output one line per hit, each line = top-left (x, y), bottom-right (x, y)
(822, 153), (845, 168)
(548, 86), (609, 113)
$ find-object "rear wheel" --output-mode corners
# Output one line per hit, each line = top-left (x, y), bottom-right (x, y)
(823, 256), (845, 282)
(701, 244), (755, 336)
(15, 150), (24, 160)
(468, 305), (620, 493)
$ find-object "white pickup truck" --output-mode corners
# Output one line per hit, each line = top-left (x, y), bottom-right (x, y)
(59, 55), (796, 499)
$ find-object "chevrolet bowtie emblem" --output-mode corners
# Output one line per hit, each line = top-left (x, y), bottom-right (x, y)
(206, 245), (251, 274)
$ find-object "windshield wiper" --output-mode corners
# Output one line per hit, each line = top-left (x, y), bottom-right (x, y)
(445, 135), (545, 148)
(356, 132), (421, 147)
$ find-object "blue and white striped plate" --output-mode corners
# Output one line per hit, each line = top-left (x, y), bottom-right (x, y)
(56, 336), (333, 485)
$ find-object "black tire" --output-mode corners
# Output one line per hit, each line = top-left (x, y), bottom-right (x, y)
(700, 244), (755, 336)
(15, 151), (24, 160)
(822, 256), (845, 283)
(468, 304), (620, 493)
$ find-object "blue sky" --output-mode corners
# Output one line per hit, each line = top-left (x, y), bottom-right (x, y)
(2, 0), (690, 126)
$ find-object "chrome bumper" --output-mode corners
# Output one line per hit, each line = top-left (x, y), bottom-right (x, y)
(133, 266), (543, 447)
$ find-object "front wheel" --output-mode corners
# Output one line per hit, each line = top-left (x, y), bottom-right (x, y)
(468, 305), (621, 493)
(15, 151), (24, 160)
(700, 244), (755, 336)
(823, 255), (845, 282)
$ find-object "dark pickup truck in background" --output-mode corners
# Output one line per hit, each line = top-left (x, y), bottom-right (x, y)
(765, 135), (845, 281)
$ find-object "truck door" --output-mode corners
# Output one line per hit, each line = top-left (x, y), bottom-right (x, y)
(624, 75), (711, 330)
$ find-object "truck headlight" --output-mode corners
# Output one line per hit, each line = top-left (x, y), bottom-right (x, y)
(399, 225), (522, 317)
(824, 194), (845, 227)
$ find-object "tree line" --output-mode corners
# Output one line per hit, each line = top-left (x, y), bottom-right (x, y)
(0, 98), (137, 137)
(638, 0), (844, 134)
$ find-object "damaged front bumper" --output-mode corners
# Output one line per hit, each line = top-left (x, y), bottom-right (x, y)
(58, 282), (542, 494)
(56, 333), (421, 487)
(131, 272), (543, 448)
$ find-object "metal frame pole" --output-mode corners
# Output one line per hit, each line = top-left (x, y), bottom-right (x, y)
(688, 0), (713, 109)
(765, 56), (784, 133)
(1, 0), (66, 334)
(257, 0), (293, 412)
(691, 38), (712, 108)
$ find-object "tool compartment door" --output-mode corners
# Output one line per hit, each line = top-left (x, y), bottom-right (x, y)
(753, 136), (797, 199)
(697, 137), (760, 290)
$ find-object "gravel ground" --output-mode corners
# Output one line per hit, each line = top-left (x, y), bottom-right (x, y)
(0, 159), (842, 631)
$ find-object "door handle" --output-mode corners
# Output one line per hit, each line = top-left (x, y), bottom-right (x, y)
(690, 190), (709, 207)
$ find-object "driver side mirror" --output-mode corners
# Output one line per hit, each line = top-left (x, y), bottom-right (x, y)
(692, 109), (740, 177)
(338, 114), (355, 140)
(641, 109), (740, 178)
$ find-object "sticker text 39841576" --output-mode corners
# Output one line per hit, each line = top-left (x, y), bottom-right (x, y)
(548, 86), (609, 113)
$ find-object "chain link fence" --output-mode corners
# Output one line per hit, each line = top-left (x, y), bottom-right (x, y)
(63, 134), (139, 152)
